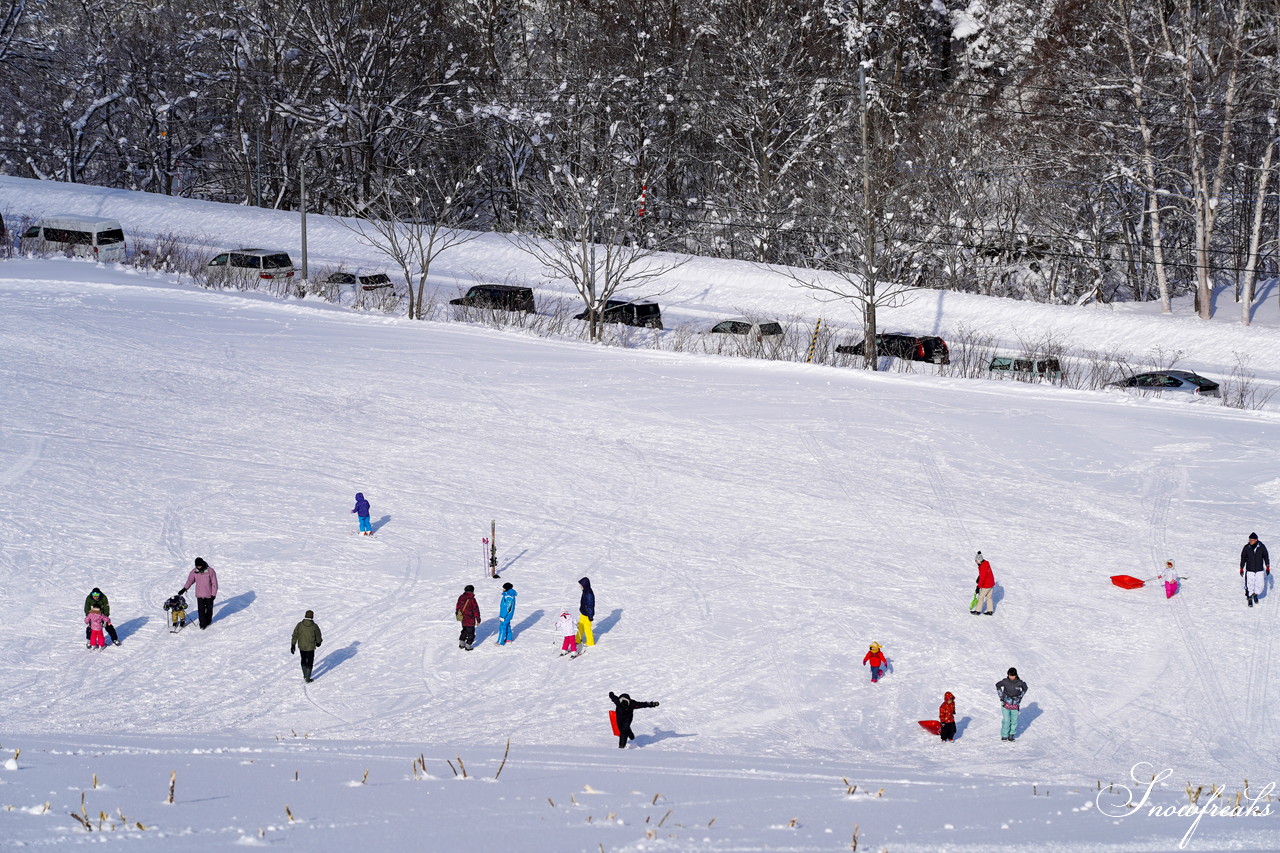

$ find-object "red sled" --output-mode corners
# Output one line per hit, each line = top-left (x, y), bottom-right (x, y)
(609, 710), (620, 736)
(1110, 575), (1147, 589)
(918, 720), (942, 735)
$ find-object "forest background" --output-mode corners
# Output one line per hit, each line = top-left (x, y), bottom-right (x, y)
(0, 0), (1277, 318)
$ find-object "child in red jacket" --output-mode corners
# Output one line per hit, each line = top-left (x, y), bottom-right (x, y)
(862, 643), (887, 683)
(939, 692), (957, 741)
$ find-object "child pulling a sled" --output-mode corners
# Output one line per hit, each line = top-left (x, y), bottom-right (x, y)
(164, 592), (188, 631)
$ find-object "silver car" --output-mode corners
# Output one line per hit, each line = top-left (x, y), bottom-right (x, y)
(1108, 370), (1220, 398)
(207, 249), (296, 283)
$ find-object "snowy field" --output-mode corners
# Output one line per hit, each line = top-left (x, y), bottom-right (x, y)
(1, 180), (1279, 850)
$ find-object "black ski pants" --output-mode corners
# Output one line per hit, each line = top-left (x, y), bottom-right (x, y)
(459, 625), (476, 647)
(196, 597), (215, 629)
(85, 623), (118, 643)
(940, 722), (956, 741)
(617, 723), (636, 749)
(299, 649), (315, 677)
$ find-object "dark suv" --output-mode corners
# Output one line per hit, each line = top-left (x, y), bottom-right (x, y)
(837, 333), (950, 364)
(449, 284), (536, 313)
(574, 299), (664, 329)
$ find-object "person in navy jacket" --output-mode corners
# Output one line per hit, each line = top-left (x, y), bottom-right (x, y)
(352, 492), (372, 535)
(578, 577), (596, 647)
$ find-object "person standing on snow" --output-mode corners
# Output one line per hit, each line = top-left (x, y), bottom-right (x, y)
(352, 492), (372, 535)
(455, 585), (481, 650)
(1159, 560), (1181, 599)
(577, 577), (596, 647)
(939, 692), (957, 742)
(973, 551), (996, 615)
(290, 609), (323, 683)
(178, 557), (219, 630)
(84, 606), (112, 649)
(996, 667), (1028, 742)
(496, 582), (517, 645)
(557, 610), (578, 656)
(1240, 532), (1270, 608)
(862, 642), (887, 683)
(83, 587), (121, 646)
(609, 691), (659, 749)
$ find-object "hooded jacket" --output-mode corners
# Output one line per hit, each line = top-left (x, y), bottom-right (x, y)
(84, 610), (112, 632)
(609, 691), (657, 730)
(455, 590), (481, 627)
(863, 649), (887, 668)
(555, 612), (576, 636)
(976, 559), (995, 589)
(499, 587), (517, 621)
(939, 692), (956, 724)
(83, 588), (110, 617)
(353, 493), (370, 518)
(183, 563), (219, 598)
(291, 617), (323, 652)
(578, 577), (595, 620)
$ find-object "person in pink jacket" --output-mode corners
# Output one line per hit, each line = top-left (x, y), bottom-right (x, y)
(179, 557), (219, 630)
(84, 606), (112, 649)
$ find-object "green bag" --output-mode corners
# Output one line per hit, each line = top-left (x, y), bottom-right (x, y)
(455, 610), (463, 622)
(968, 594), (979, 610)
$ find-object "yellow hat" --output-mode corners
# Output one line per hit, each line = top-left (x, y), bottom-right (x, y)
(869, 643), (881, 652)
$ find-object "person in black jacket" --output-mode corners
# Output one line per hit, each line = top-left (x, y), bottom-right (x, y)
(996, 667), (1028, 742)
(577, 577), (596, 647)
(1240, 532), (1270, 607)
(609, 691), (659, 749)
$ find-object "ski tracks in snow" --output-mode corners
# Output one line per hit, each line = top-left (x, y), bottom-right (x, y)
(1145, 460), (1244, 767)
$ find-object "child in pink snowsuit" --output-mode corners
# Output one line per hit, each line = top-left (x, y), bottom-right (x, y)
(556, 611), (578, 655)
(85, 607), (111, 648)
(1161, 560), (1180, 599)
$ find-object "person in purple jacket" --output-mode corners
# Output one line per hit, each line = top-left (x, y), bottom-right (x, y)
(178, 557), (219, 629)
(352, 492), (372, 535)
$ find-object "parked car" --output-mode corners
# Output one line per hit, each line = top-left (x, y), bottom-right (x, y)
(989, 356), (1064, 380)
(707, 318), (785, 340)
(574, 299), (663, 329)
(449, 284), (536, 313)
(1108, 370), (1220, 398)
(22, 215), (127, 262)
(837, 333), (950, 364)
(324, 269), (393, 291)
(207, 249), (296, 282)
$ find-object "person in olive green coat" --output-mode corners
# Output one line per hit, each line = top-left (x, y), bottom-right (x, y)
(290, 610), (323, 683)
(83, 587), (121, 646)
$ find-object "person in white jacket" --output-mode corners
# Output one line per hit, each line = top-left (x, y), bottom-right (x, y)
(556, 611), (578, 656)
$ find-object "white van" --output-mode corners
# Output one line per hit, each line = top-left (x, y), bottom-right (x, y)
(22, 215), (127, 262)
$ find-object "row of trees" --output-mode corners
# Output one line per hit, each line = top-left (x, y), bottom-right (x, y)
(1, 0), (1278, 342)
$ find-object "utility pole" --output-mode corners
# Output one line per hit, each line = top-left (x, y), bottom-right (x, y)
(299, 160), (308, 280)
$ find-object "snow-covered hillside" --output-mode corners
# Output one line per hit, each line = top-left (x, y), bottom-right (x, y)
(1, 181), (1278, 850)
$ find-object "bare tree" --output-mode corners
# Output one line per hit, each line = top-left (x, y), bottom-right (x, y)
(506, 112), (683, 340)
(343, 167), (482, 321)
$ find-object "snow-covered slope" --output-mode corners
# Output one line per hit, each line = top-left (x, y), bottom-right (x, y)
(1, 180), (1278, 850)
